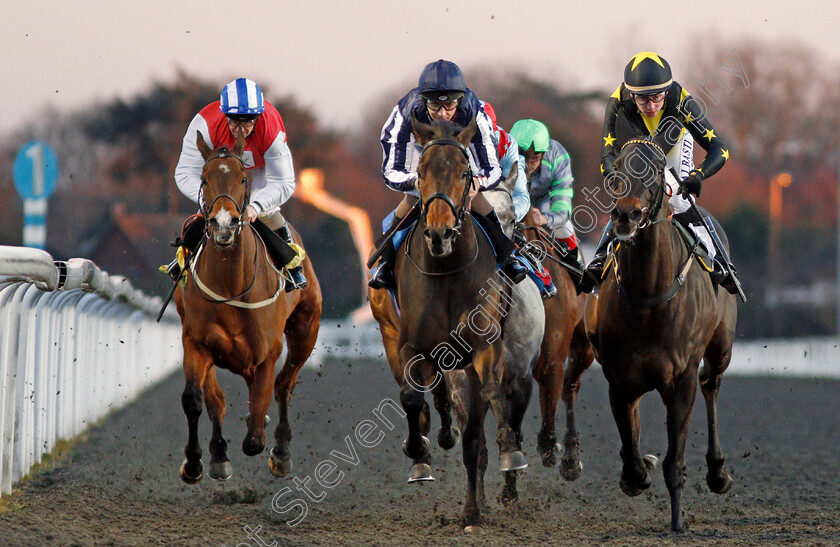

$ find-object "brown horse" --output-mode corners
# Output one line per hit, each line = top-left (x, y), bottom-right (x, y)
(175, 131), (322, 484)
(518, 211), (594, 480)
(584, 140), (737, 532)
(369, 117), (532, 533)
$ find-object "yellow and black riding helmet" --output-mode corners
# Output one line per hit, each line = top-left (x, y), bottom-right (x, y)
(623, 52), (672, 95)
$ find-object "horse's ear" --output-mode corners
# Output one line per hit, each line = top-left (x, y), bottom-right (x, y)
(455, 117), (477, 147)
(232, 130), (246, 158)
(411, 112), (435, 146)
(196, 131), (212, 161)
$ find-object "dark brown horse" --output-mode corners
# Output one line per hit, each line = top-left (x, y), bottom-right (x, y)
(584, 140), (737, 532)
(175, 132), (322, 484)
(518, 210), (594, 480)
(369, 117), (533, 533)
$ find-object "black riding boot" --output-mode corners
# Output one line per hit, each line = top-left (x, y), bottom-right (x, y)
(578, 220), (614, 294)
(275, 224), (308, 292)
(673, 212), (740, 295)
(166, 216), (206, 281)
(472, 211), (528, 284)
(368, 229), (398, 291)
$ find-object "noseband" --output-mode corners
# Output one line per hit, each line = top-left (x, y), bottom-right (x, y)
(419, 138), (472, 231)
(199, 148), (250, 238)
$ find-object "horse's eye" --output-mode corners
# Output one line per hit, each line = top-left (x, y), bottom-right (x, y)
(241, 177), (247, 184)
(200, 177), (207, 186)
(463, 170), (470, 179)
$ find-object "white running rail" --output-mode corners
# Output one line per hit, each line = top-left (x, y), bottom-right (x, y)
(0, 246), (182, 496)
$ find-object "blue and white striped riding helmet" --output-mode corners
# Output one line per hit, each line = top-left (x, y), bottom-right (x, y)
(220, 78), (264, 116)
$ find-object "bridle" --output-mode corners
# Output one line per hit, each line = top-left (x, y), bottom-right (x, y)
(404, 137), (479, 277)
(198, 148), (250, 239)
(419, 138), (473, 232)
(615, 139), (670, 232)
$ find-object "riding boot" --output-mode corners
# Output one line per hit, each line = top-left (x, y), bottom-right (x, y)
(473, 210), (528, 284)
(274, 224), (308, 292)
(166, 216), (206, 281)
(578, 220), (614, 294)
(673, 212), (740, 296)
(368, 234), (398, 290)
(710, 258), (739, 295)
(556, 240), (586, 290)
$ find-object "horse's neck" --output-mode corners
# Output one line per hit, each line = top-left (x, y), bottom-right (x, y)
(617, 218), (681, 296)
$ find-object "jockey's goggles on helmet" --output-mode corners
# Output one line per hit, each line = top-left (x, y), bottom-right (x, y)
(425, 98), (460, 113)
(226, 113), (260, 124)
(632, 92), (666, 105)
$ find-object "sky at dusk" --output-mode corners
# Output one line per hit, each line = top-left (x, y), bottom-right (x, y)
(3, 0), (839, 133)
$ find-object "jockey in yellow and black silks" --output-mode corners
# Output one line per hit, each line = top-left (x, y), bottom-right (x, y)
(579, 51), (739, 295)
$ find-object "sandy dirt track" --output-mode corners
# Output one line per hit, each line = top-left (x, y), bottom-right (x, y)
(1, 354), (838, 546)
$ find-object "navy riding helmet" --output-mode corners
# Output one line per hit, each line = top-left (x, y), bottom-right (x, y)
(418, 59), (466, 102)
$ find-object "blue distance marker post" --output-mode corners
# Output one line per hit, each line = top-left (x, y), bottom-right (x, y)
(13, 141), (59, 249)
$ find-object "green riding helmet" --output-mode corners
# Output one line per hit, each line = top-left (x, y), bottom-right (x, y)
(623, 51), (672, 95)
(510, 119), (550, 154)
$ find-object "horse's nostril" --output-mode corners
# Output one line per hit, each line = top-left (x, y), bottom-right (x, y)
(423, 228), (432, 239)
(629, 210), (642, 222)
(610, 209), (619, 221)
(443, 228), (454, 240)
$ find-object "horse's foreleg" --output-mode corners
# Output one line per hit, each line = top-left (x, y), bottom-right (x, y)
(204, 367), (231, 481)
(475, 344), (527, 473)
(432, 373), (459, 450)
(499, 366), (532, 506)
(243, 359), (275, 457)
(269, 303), (321, 478)
(609, 386), (657, 497)
(559, 320), (594, 481)
(461, 367), (489, 533)
(180, 341), (212, 484)
(270, 356), (302, 478)
(399, 348), (433, 482)
(533, 349), (562, 469)
(700, 340), (735, 495)
(662, 370), (699, 533)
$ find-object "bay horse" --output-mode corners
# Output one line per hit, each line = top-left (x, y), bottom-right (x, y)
(175, 131), (322, 484)
(369, 117), (538, 532)
(517, 210), (594, 480)
(584, 139), (737, 532)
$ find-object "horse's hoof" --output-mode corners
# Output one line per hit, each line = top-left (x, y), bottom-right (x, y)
(499, 450), (528, 472)
(498, 487), (518, 506)
(437, 426), (461, 451)
(208, 460), (232, 481)
(560, 458), (583, 482)
(402, 436), (431, 459)
(707, 471), (734, 494)
(268, 450), (292, 478)
(539, 442), (561, 468)
(179, 459), (203, 484)
(463, 525), (484, 535)
(407, 463), (434, 483)
(619, 454), (658, 496)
